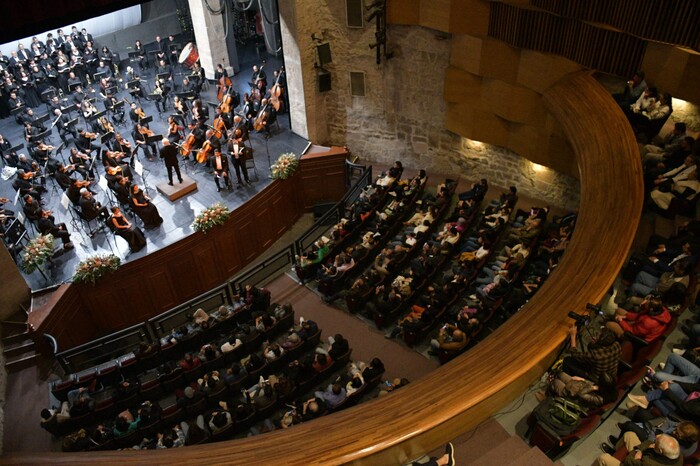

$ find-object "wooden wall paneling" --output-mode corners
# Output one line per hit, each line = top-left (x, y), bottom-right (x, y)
(145, 269), (179, 312)
(443, 66), (482, 103)
(517, 50), (583, 94)
(418, 0), (451, 33)
(234, 217), (262, 263)
(449, 34), (484, 75)
(254, 206), (276, 251)
(387, 0), (420, 25)
(214, 227), (244, 276)
(448, 0), (490, 35)
(192, 241), (224, 291)
(470, 109), (510, 147)
(444, 102), (475, 136)
(475, 37), (520, 82)
(165, 251), (205, 304)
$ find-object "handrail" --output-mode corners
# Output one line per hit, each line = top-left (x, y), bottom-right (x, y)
(54, 322), (151, 374)
(231, 243), (296, 295)
(295, 164), (372, 253)
(4, 72), (644, 465)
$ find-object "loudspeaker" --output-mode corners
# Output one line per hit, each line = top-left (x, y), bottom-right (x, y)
(346, 0), (364, 28)
(350, 71), (365, 96)
(316, 43), (332, 66)
(318, 70), (332, 93)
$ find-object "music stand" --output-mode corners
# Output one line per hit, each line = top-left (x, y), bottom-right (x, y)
(100, 132), (115, 147)
(90, 110), (107, 121)
(93, 71), (107, 83)
(41, 88), (56, 102)
(30, 129), (52, 143)
(62, 103), (77, 116)
(207, 101), (219, 109)
(113, 101), (125, 111)
(66, 118), (78, 130)
(127, 51), (139, 61)
(10, 106), (26, 116)
(55, 141), (67, 164)
(156, 72), (170, 81)
(132, 158), (150, 195)
(105, 85), (118, 96)
(140, 115), (153, 126)
(9, 143), (24, 154)
(68, 83), (81, 94)
(35, 113), (50, 125)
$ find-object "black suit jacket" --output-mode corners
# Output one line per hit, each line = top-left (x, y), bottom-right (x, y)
(160, 144), (179, 167)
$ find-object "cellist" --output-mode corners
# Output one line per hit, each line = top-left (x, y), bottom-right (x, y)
(214, 64), (231, 102)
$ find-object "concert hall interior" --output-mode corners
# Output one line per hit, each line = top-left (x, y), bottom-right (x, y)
(0, 0), (700, 465)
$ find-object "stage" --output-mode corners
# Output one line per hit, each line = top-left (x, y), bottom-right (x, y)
(0, 41), (310, 290)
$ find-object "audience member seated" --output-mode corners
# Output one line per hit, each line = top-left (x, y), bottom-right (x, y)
(597, 433), (683, 466)
(315, 383), (347, 409)
(429, 323), (467, 356)
(561, 326), (621, 383)
(605, 296), (671, 342)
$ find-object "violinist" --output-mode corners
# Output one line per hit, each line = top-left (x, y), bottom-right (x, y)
(104, 150), (132, 179)
(16, 154), (33, 173)
(0, 134), (18, 166)
(79, 188), (109, 223)
(209, 149), (232, 192)
(54, 163), (81, 190)
(129, 102), (147, 124)
(23, 194), (42, 222)
(113, 132), (134, 158)
(12, 169), (46, 203)
(54, 108), (78, 142)
(31, 140), (53, 164)
(105, 165), (129, 189)
(98, 116), (115, 136)
(0, 196), (15, 219)
(76, 128), (102, 161)
(22, 108), (46, 132)
(112, 176), (132, 205)
(167, 116), (182, 144)
(132, 123), (156, 161)
(69, 146), (95, 179)
(66, 178), (90, 205)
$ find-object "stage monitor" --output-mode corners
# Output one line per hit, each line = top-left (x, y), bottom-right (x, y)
(316, 43), (332, 66)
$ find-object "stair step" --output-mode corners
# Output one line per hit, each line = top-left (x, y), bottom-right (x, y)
(1, 331), (33, 346)
(468, 436), (530, 465)
(5, 353), (41, 372)
(4, 340), (36, 358)
(518, 446), (558, 465)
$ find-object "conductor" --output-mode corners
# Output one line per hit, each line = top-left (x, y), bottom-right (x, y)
(160, 138), (183, 185)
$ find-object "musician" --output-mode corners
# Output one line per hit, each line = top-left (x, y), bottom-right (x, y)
(252, 64), (267, 95)
(16, 154), (34, 173)
(81, 29), (94, 48)
(0, 134), (18, 166)
(16, 44), (31, 63)
(255, 98), (276, 134)
(68, 146), (94, 180)
(23, 122), (40, 142)
(105, 165), (130, 190)
(22, 194), (42, 222)
(112, 176), (132, 205)
(167, 116), (182, 144)
(160, 138), (183, 185)
(79, 188), (109, 222)
(113, 132), (134, 156)
(97, 116), (115, 139)
(228, 138), (250, 187)
(215, 63), (229, 90)
(76, 128), (102, 161)
(126, 71), (146, 100)
(104, 150), (132, 180)
(274, 67), (288, 113)
(13, 170), (46, 203)
(214, 106), (231, 131)
(56, 57), (70, 93)
(242, 93), (257, 130)
(209, 149), (232, 192)
(153, 78), (170, 113)
(38, 209), (74, 250)
(95, 61), (112, 79)
(172, 96), (188, 125)
(191, 99), (208, 123)
(21, 108), (46, 132)
(154, 35), (166, 63)
(205, 129), (222, 153)
(167, 35), (179, 68)
(109, 206), (146, 252)
(230, 115), (249, 145)
(83, 42), (99, 77)
(130, 184), (162, 228)
(30, 140), (52, 164)
(71, 85), (87, 106)
(70, 26), (82, 49)
(54, 164), (79, 190)
(0, 197), (15, 219)
(133, 40), (147, 71)
(129, 102), (147, 124)
(98, 46), (114, 69)
(81, 100), (100, 132)
(8, 91), (24, 111)
(105, 93), (125, 125)
(156, 59), (173, 81)
(223, 84), (241, 112)
(67, 70), (82, 92)
(132, 123), (156, 160)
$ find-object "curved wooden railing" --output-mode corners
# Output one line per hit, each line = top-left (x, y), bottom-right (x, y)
(2, 72), (643, 465)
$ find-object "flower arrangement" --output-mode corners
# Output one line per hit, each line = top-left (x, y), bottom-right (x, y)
(271, 153), (299, 180)
(73, 254), (121, 284)
(192, 202), (230, 233)
(22, 234), (55, 274)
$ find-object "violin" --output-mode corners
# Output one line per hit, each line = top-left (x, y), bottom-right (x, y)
(136, 107), (146, 119)
(37, 142), (55, 151)
(83, 131), (98, 140)
(138, 126), (155, 138)
(116, 134), (132, 150)
(197, 140), (213, 164)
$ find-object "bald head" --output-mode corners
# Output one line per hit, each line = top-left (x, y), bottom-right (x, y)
(162, 138), (170, 146)
(656, 434), (680, 460)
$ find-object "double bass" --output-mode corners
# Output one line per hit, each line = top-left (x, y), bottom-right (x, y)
(212, 114), (227, 139)
(197, 140), (213, 164)
(217, 73), (232, 102)
(270, 69), (284, 112)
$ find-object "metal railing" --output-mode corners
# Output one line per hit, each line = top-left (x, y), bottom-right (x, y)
(54, 162), (372, 374)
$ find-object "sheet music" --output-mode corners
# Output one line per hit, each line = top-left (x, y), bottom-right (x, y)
(133, 159), (144, 177)
(97, 176), (109, 192)
(13, 189), (20, 205)
(60, 193), (71, 210)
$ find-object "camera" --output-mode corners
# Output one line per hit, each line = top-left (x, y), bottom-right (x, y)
(586, 303), (603, 315)
(567, 311), (590, 328)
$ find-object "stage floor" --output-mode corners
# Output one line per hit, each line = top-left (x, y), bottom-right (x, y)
(0, 45), (309, 290)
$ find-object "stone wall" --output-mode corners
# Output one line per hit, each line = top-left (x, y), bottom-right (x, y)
(282, 1), (580, 210)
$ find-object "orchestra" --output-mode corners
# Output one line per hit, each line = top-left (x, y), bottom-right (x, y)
(0, 22), (290, 279)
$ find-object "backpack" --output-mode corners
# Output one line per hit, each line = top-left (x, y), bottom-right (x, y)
(532, 397), (588, 437)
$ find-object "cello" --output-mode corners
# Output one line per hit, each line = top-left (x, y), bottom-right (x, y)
(253, 101), (269, 132)
(197, 139), (213, 164)
(180, 132), (196, 159)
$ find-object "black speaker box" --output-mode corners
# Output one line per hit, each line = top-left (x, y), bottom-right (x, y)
(318, 70), (332, 92)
